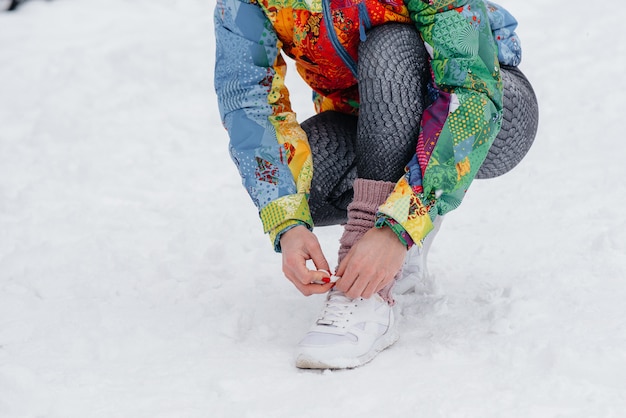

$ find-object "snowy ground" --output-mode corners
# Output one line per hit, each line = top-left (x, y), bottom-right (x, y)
(1, 0), (625, 417)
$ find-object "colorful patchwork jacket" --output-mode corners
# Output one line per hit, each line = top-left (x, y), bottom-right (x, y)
(214, 0), (521, 251)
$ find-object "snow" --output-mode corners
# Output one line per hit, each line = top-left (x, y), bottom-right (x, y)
(1, 0), (625, 417)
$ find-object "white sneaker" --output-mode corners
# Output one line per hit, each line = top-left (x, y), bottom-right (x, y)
(295, 290), (399, 369)
(394, 216), (443, 295)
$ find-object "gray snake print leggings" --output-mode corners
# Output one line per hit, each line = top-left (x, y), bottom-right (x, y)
(302, 24), (539, 226)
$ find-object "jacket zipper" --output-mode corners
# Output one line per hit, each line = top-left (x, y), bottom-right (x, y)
(322, 0), (371, 79)
(357, 2), (372, 42)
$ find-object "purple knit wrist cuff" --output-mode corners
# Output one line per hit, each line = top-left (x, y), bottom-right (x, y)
(352, 178), (395, 207)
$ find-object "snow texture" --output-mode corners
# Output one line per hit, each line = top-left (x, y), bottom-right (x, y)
(1, 0), (626, 417)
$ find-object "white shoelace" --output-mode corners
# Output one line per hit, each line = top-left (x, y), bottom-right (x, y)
(316, 291), (357, 327)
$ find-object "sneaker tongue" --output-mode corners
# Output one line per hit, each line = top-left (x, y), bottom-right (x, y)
(327, 291), (352, 303)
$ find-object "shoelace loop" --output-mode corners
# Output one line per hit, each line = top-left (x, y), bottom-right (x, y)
(316, 292), (359, 327)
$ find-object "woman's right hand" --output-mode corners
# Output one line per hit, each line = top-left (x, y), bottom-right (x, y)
(279, 226), (335, 296)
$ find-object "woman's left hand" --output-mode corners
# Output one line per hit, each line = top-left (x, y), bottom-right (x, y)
(334, 226), (407, 299)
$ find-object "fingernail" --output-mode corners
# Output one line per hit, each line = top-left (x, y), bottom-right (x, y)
(321, 277), (331, 283)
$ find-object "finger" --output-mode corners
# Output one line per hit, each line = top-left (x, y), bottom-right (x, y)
(284, 261), (334, 290)
(293, 280), (335, 296)
(308, 242), (331, 274)
(309, 269), (333, 284)
(376, 272), (396, 293)
(294, 268), (334, 286)
(334, 267), (357, 295)
(293, 281), (316, 297)
(334, 252), (350, 278)
(283, 253), (313, 286)
(362, 276), (384, 299)
(334, 250), (355, 290)
(345, 274), (368, 299)
(308, 281), (335, 294)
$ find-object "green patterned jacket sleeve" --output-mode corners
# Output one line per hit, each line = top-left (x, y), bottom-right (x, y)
(376, 0), (503, 246)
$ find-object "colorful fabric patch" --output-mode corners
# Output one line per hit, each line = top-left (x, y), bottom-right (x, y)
(260, 193), (313, 235)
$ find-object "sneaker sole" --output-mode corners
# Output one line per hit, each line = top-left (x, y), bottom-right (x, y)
(295, 326), (400, 370)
